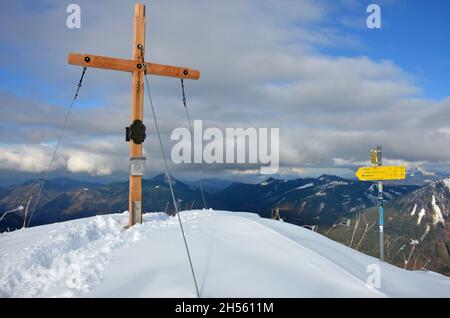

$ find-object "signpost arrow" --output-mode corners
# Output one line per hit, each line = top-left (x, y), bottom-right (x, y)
(355, 165), (406, 181)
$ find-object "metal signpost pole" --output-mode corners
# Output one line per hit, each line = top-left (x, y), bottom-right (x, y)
(377, 145), (384, 261)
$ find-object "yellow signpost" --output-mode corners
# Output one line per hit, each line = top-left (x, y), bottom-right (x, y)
(356, 146), (407, 262)
(355, 165), (406, 181)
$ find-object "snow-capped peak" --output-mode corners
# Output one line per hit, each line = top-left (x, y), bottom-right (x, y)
(416, 167), (436, 177)
(441, 178), (450, 194)
(260, 177), (276, 186)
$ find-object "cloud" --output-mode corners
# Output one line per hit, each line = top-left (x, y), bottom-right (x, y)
(0, 144), (53, 173)
(0, 0), (449, 181)
(0, 142), (125, 176)
(65, 151), (114, 176)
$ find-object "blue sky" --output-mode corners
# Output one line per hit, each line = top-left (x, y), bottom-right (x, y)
(319, 0), (450, 100)
(0, 0), (449, 184)
(2, 1), (449, 101)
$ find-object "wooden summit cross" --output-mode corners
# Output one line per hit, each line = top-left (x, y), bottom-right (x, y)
(68, 3), (200, 228)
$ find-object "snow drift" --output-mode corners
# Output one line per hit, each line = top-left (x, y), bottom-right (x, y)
(0, 210), (449, 298)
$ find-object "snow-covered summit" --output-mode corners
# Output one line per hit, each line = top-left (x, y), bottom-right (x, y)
(438, 177), (450, 192)
(1, 210), (449, 298)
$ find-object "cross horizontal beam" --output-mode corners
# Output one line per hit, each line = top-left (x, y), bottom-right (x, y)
(68, 53), (200, 80)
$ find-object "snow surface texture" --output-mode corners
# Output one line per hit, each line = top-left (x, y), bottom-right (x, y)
(431, 195), (445, 226)
(418, 208), (426, 225)
(1, 210), (449, 298)
(410, 204), (417, 216)
(296, 183), (314, 190)
(442, 178), (450, 193)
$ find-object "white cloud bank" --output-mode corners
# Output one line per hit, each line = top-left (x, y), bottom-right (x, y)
(0, 0), (449, 179)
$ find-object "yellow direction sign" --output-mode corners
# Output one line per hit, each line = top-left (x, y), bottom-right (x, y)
(355, 166), (406, 181)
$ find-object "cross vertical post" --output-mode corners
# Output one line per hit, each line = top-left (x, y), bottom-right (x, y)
(67, 2), (200, 229)
(129, 3), (146, 227)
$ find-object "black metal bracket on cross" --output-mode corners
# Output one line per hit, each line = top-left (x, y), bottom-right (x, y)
(126, 119), (146, 144)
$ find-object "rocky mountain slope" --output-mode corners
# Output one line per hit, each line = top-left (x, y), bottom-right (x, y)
(326, 178), (450, 276)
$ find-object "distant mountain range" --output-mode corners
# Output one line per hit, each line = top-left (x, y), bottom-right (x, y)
(213, 175), (418, 226)
(0, 174), (417, 232)
(0, 175), (217, 231)
(183, 178), (234, 194)
(393, 167), (447, 186)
